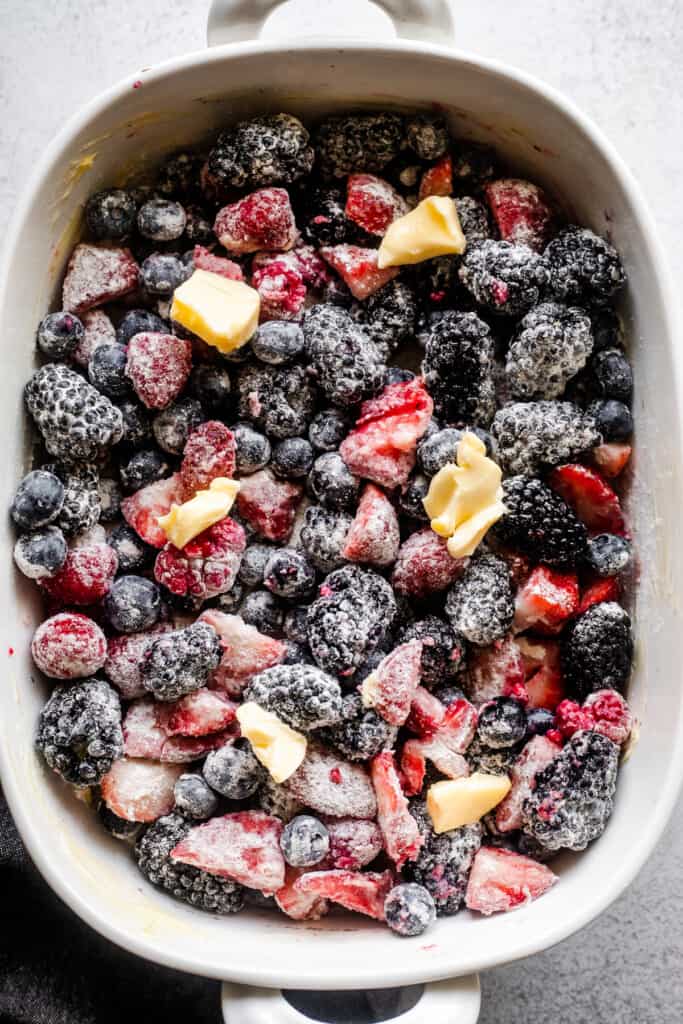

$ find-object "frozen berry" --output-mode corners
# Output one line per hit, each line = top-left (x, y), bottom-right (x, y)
(154, 516), (246, 601)
(590, 347), (633, 402)
(232, 422), (271, 475)
(237, 362), (316, 439)
(108, 523), (153, 573)
(40, 462), (99, 537)
(315, 113), (404, 178)
(180, 421), (236, 497)
(137, 198), (186, 241)
(36, 311), (84, 360)
(476, 697), (527, 749)
(85, 188), (136, 240)
(318, 691), (394, 762)
(587, 399), (633, 442)
(157, 151), (203, 196)
(392, 528), (465, 599)
(384, 883), (436, 937)
(405, 113), (449, 160)
(283, 743), (377, 819)
(252, 320), (305, 365)
(493, 476), (588, 568)
(215, 188), (297, 255)
(560, 601), (633, 700)
(264, 548), (316, 600)
(525, 707), (556, 737)
(401, 616), (465, 685)
(117, 400), (152, 447)
(189, 363), (232, 414)
(174, 773), (219, 820)
(36, 678), (123, 786)
(40, 536), (118, 606)
(246, 663), (342, 731)
(345, 173), (408, 236)
(300, 186), (355, 247)
(309, 408), (351, 452)
(271, 437), (314, 479)
(11, 469), (64, 530)
(422, 311), (496, 425)
(202, 740), (264, 799)
(238, 542), (275, 587)
(208, 114), (313, 189)
(62, 243), (139, 315)
(31, 611), (107, 680)
(184, 206), (214, 245)
(116, 309), (167, 345)
(153, 398), (203, 454)
(303, 305), (385, 407)
(241, 589), (285, 637)
(125, 332), (192, 410)
(87, 342), (131, 399)
(397, 474), (430, 521)
(119, 448), (170, 492)
(96, 479), (120, 526)
(545, 226), (626, 304)
(236, 468), (303, 542)
(358, 280), (416, 361)
(405, 800), (482, 915)
(14, 525), (67, 580)
(459, 239), (548, 316)
(455, 196), (492, 245)
(98, 804), (142, 841)
(72, 309), (116, 367)
(140, 252), (190, 296)
(585, 533), (632, 577)
(485, 178), (556, 252)
(491, 401), (600, 476)
(308, 452), (360, 513)
(212, 582), (244, 614)
(300, 506), (351, 573)
(342, 483), (400, 568)
(505, 302), (593, 401)
(103, 574), (162, 633)
(279, 815), (329, 869)
(445, 554), (514, 647)
(141, 621), (222, 701)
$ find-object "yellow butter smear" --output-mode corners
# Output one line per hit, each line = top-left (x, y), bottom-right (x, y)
(423, 432), (507, 558)
(377, 196), (466, 268)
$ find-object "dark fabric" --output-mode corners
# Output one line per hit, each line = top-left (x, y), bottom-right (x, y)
(0, 788), (220, 1024)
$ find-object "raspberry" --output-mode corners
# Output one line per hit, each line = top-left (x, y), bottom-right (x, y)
(141, 621), (223, 701)
(61, 243), (139, 314)
(315, 113), (404, 178)
(358, 280), (417, 361)
(371, 751), (424, 868)
(513, 566), (580, 633)
(303, 304), (385, 407)
(317, 691), (395, 762)
(464, 636), (525, 706)
(154, 517), (246, 601)
(121, 473), (184, 549)
(214, 187), (297, 254)
(40, 537), (118, 606)
(554, 699), (594, 739)
(252, 257), (306, 321)
(485, 179), (556, 252)
(198, 609), (286, 696)
(320, 244), (399, 301)
(300, 506), (352, 573)
(549, 463), (625, 535)
(322, 817), (384, 870)
(163, 688), (237, 737)
(101, 757), (183, 822)
(283, 743), (377, 819)
(192, 244), (243, 281)
(341, 483), (400, 568)
(583, 689), (632, 744)
(560, 601), (633, 700)
(445, 553), (514, 646)
(345, 174), (408, 235)
(363, 641), (423, 727)
(36, 678), (123, 786)
(292, 869), (394, 921)
(493, 476), (588, 568)
(42, 461), (100, 537)
(459, 240), (548, 317)
(235, 469), (303, 542)
(171, 810), (286, 893)
(31, 611), (107, 680)
(244, 663), (343, 731)
(505, 303), (593, 401)
(421, 311), (496, 425)
(419, 155), (453, 200)
(180, 421), (236, 498)
(392, 529), (466, 599)
(404, 800), (482, 915)
(465, 846), (557, 915)
(125, 332), (192, 410)
(25, 363), (123, 462)
(237, 362), (316, 439)
(208, 114), (313, 188)
(545, 226), (626, 304)
(104, 624), (172, 699)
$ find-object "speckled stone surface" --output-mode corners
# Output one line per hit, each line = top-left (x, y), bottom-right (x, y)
(1, 2), (682, 1022)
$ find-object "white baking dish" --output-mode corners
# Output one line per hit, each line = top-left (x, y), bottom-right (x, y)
(1, 2), (682, 1021)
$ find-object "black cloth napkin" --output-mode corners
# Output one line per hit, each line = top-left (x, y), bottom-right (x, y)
(0, 788), (220, 1024)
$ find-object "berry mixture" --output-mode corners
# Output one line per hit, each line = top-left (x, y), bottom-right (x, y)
(18, 109), (635, 938)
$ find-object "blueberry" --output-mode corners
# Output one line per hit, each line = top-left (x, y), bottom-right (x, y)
(98, 804), (143, 841)
(252, 321), (305, 364)
(586, 533), (632, 577)
(271, 437), (314, 479)
(588, 399), (633, 441)
(591, 348), (633, 402)
(36, 311), (84, 360)
(282, 640), (314, 665)
(211, 581), (244, 613)
(108, 523), (154, 572)
(184, 205), (214, 245)
(88, 343), (132, 399)
(397, 474), (429, 521)
(283, 604), (310, 644)
(98, 477), (122, 522)
(174, 773), (219, 820)
(85, 189), (136, 240)
(190, 363), (232, 413)
(384, 883), (436, 937)
(308, 408), (350, 452)
(384, 367), (415, 386)
(241, 589), (285, 636)
(417, 427), (463, 476)
(119, 448), (170, 492)
(141, 253), (190, 297)
(202, 740), (263, 799)
(232, 422), (271, 475)
(137, 198), (186, 241)
(13, 526), (67, 580)
(117, 400), (152, 448)
(308, 452), (360, 513)
(264, 548), (316, 600)
(116, 309), (168, 346)
(103, 575), (162, 633)
(476, 697), (527, 749)
(238, 543), (275, 587)
(525, 707), (556, 738)
(280, 815), (329, 867)
(11, 470), (64, 529)
(432, 684), (467, 707)
(152, 398), (203, 455)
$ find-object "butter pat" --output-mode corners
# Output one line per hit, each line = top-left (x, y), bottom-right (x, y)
(170, 269), (260, 354)
(158, 477), (239, 548)
(236, 702), (307, 783)
(427, 773), (511, 833)
(377, 196), (466, 268)
(423, 432), (506, 558)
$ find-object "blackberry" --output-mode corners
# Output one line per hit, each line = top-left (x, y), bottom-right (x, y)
(585, 533), (632, 577)
(98, 477), (122, 522)
(587, 399), (633, 441)
(522, 730), (619, 851)
(202, 740), (264, 799)
(505, 302), (593, 400)
(491, 401), (600, 476)
(13, 526), (67, 580)
(141, 621), (222, 701)
(300, 186), (356, 247)
(42, 461), (101, 536)
(134, 813), (244, 913)
(358, 280), (417, 361)
(36, 311), (84, 360)
(271, 437), (314, 479)
(189, 363), (232, 413)
(104, 575), (162, 633)
(108, 522), (153, 573)
(560, 601), (633, 700)
(405, 114), (449, 161)
(413, 259), (460, 310)
(308, 408), (351, 452)
(545, 226), (626, 304)
(209, 113), (313, 188)
(590, 348), (633, 403)
(300, 506), (352, 573)
(156, 151), (203, 197)
(241, 589), (285, 637)
(421, 312), (496, 425)
(118, 447), (170, 492)
(244, 663), (342, 731)
(384, 883), (436, 937)
(476, 697), (527, 748)
(308, 452), (360, 513)
(174, 773), (219, 820)
(36, 678), (123, 787)
(405, 800), (482, 915)
(239, 542), (276, 587)
(252, 321), (305, 365)
(525, 707), (556, 738)
(85, 189), (136, 240)
(283, 604), (311, 645)
(316, 690), (394, 761)
(264, 548), (317, 600)
(88, 343), (132, 399)
(451, 142), (498, 193)
(137, 198), (186, 241)
(280, 815), (330, 867)
(307, 565), (396, 675)
(466, 736), (522, 776)
(232, 422), (271, 475)
(304, 305), (385, 407)
(25, 363), (123, 462)
(11, 469), (64, 529)
(116, 400), (152, 448)
(236, 362), (317, 440)
(116, 308), (167, 346)
(492, 476), (588, 567)
(445, 553), (514, 646)
(152, 398), (203, 455)
(400, 616), (465, 685)
(315, 112), (404, 178)
(591, 308), (623, 353)
(184, 205), (214, 245)
(98, 804), (142, 841)
(397, 474), (430, 521)
(458, 239), (548, 317)
(454, 197), (492, 246)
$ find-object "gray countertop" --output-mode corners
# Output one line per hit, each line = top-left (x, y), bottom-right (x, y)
(1, 2), (681, 1021)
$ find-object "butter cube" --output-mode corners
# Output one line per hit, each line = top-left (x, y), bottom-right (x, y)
(157, 477), (239, 549)
(170, 269), (260, 354)
(427, 773), (512, 833)
(236, 702), (307, 783)
(377, 196), (466, 269)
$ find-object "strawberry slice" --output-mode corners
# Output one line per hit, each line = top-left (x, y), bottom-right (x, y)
(192, 245), (244, 281)
(162, 688), (237, 737)
(438, 698), (479, 752)
(465, 847), (557, 915)
(578, 577), (619, 614)
(283, 744), (377, 819)
(419, 155), (453, 200)
(123, 698), (235, 761)
(342, 484), (400, 567)
(364, 640), (423, 726)
(62, 243), (139, 314)
(495, 735), (562, 832)
(292, 869), (394, 921)
(121, 473), (184, 549)
(400, 742), (428, 796)
(525, 666), (565, 711)
(101, 757), (182, 822)
(275, 868), (329, 921)
(401, 696), (475, 796)
(214, 188), (297, 254)
(371, 752), (424, 868)
(592, 442), (632, 478)
(513, 566), (579, 634)
(345, 174), (408, 235)
(320, 817), (384, 870)
(405, 687), (446, 737)
(549, 464), (626, 535)
(198, 609), (286, 697)
(180, 421), (236, 499)
(465, 636), (526, 706)
(319, 244), (399, 300)
(484, 179), (556, 252)
(236, 468), (303, 542)
(171, 811), (286, 894)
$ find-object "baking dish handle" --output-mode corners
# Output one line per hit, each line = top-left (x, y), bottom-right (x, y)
(207, 0), (454, 46)
(221, 976), (481, 1024)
